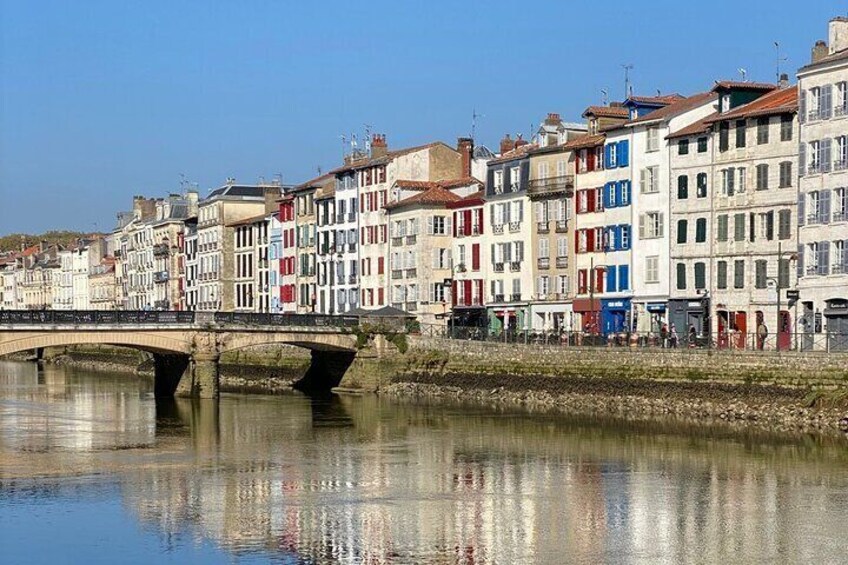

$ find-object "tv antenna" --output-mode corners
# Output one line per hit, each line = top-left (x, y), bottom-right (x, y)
(622, 64), (634, 99)
(471, 108), (485, 141)
(774, 42), (788, 83)
(738, 68), (747, 81)
(601, 88), (609, 106)
(364, 123), (373, 153)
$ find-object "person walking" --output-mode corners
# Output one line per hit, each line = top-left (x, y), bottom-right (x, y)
(670, 323), (679, 348)
(757, 322), (768, 350)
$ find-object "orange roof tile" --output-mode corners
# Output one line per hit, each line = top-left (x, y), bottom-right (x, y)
(626, 91), (717, 125)
(489, 143), (537, 165)
(562, 133), (605, 150)
(711, 80), (777, 92)
(384, 186), (462, 210)
(704, 86), (797, 123)
(582, 105), (629, 119)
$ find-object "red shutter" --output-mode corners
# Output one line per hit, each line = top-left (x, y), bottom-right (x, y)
(453, 212), (458, 237)
(471, 243), (480, 270)
(378, 257), (384, 275)
(587, 229), (595, 252)
(464, 280), (472, 306)
(476, 280), (483, 305)
(463, 210), (471, 235)
(477, 208), (484, 233)
(587, 149), (595, 172)
(381, 224), (387, 243)
(587, 190), (596, 212)
(595, 268), (604, 293)
(378, 288), (384, 305)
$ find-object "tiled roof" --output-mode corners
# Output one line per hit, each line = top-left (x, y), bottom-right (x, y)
(226, 212), (272, 227)
(384, 186), (461, 210)
(626, 91), (717, 125)
(447, 190), (485, 209)
(562, 133), (605, 150)
(582, 105), (629, 119)
(626, 93), (685, 105)
(704, 86), (798, 123)
(292, 173), (334, 192)
(799, 47), (848, 72)
(315, 184), (335, 199)
(394, 180), (438, 191)
(488, 143), (537, 165)
(666, 112), (718, 139)
(711, 80), (777, 93)
(393, 177), (482, 192)
(438, 177), (483, 189)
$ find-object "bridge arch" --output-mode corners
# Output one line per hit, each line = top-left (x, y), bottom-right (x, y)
(217, 331), (358, 356)
(0, 331), (193, 358)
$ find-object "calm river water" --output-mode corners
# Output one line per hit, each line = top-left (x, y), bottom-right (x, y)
(1, 360), (847, 564)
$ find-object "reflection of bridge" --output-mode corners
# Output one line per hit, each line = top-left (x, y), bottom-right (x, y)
(0, 310), (374, 398)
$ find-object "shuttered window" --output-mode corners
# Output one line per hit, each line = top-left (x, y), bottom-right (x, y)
(695, 218), (707, 243)
(676, 263), (686, 290)
(734, 260), (745, 289)
(694, 262), (706, 290)
(717, 261), (728, 289)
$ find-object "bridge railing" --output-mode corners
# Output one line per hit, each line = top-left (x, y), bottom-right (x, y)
(0, 310), (196, 325)
(213, 312), (360, 329)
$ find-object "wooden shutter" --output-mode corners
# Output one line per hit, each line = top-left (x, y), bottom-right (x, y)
(471, 243), (480, 271)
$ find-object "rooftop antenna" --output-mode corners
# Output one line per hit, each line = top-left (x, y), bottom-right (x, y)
(738, 68), (747, 81)
(774, 42), (788, 84)
(601, 88), (609, 106)
(622, 64), (634, 99)
(316, 165), (322, 175)
(364, 123), (373, 154)
(471, 108), (485, 141)
(340, 134), (347, 159)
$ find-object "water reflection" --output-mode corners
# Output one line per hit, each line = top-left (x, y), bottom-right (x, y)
(1, 360), (847, 564)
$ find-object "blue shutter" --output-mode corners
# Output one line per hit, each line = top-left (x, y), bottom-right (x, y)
(614, 181), (622, 207)
(622, 180), (631, 206)
(604, 144), (613, 169)
(618, 265), (629, 291)
(604, 182), (614, 208)
(606, 266), (617, 292)
(623, 225), (631, 250)
(798, 193), (805, 227)
(618, 140), (629, 167)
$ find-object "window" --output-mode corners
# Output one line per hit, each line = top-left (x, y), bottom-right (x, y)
(717, 261), (728, 289)
(640, 166), (659, 193)
(429, 215), (448, 235)
(678, 140), (689, 155)
(736, 120), (747, 148)
(432, 248), (451, 269)
(557, 237), (568, 258)
(694, 262), (706, 290)
(538, 237), (549, 259)
(697, 137), (708, 153)
(778, 258), (790, 289)
(778, 209), (792, 240)
(677, 219), (688, 244)
(838, 82), (848, 116)
(696, 172), (708, 198)
(606, 143), (617, 168)
(647, 127), (659, 152)
(537, 275), (550, 297)
(756, 117), (769, 144)
(677, 175), (689, 199)
(779, 161), (792, 188)
(695, 218), (707, 243)
(737, 167), (747, 193)
(510, 166), (520, 191)
(780, 115), (793, 141)
(430, 283), (448, 303)
(717, 214), (728, 241)
(620, 225), (631, 250)
(836, 136), (848, 170)
(755, 260), (768, 289)
(645, 256), (659, 283)
(676, 263), (686, 290)
(734, 213), (746, 241)
(809, 140), (821, 172)
(639, 212), (664, 239)
(494, 170), (504, 194)
(756, 164), (769, 190)
(721, 168), (735, 196)
(734, 260), (745, 289)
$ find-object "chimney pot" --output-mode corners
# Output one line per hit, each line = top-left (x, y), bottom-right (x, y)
(812, 40), (829, 63)
(499, 134), (513, 155)
(370, 133), (388, 158)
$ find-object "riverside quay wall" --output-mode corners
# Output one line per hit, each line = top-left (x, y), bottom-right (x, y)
(365, 336), (848, 435)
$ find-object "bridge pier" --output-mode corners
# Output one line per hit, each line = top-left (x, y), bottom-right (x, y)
(294, 349), (357, 392)
(153, 353), (191, 398)
(174, 353), (219, 399)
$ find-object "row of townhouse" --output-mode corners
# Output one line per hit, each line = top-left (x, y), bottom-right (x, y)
(2, 16), (845, 350)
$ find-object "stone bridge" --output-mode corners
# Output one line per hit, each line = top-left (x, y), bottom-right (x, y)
(0, 311), (387, 398)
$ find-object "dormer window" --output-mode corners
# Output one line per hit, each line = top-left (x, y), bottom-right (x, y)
(721, 94), (731, 113)
(589, 119), (598, 135)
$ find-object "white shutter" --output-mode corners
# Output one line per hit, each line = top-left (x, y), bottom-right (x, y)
(638, 214), (646, 239)
(640, 169), (647, 193)
(658, 213), (665, 237)
(427, 216), (434, 235)
(445, 215), (452, 236)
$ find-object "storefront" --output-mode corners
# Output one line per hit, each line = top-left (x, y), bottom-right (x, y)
(450, 306), (488, 329)
(824, 298), (848, 351)
(529, 302), (572, 332)
(572, 298), (601, 333)
(601, 298), (631, 335)
(634, 302), (666, 334)
(487, 305), (528, 334)
(669, 298), (709, 341)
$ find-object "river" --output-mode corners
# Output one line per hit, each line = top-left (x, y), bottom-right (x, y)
(0, 360), (847, 564)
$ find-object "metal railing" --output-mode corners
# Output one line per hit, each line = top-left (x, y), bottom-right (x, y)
(213, 312), (359, 328)
(527, 175), (574, 197)
(417, 324), (848, 353)
(0, 310), (196, 325)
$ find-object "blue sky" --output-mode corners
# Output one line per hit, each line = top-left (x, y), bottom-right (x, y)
(0, 0), (844, 233)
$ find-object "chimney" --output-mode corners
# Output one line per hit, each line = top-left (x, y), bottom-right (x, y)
(264, 186), (281, 214)
(499, 133), (513, 155)
(514, 134), (529, 148)
(778, 73), (790, 88)
(830, 16), (848, 54)
(544, 112), (561, 126)
(457, 137), (473, 178)
(812, 40), (828, 64)
(186, 190), (199, 216)
(370, 134), (388, 159)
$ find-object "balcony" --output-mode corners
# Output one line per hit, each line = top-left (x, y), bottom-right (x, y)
(455, 228), (465, 239)
(537, 221), (550, 233)
(348, 275), (357, 284)
(808, 110), (821, 122)
(509, 261), (521, 271)
(834, 211), (848, 223)
(455, 263), (466, 273)
(493, 224), (504, 235)
(391, 237), (404, 247)
(153, 271), (169, 283)
(509, 293), (522, 302)
(348, 243), (357, 253)
(405, 302), (418, 312)
(834, 160), (848, 171)
(837, 105), (848, 117)
(335, 214), (345, 224)
(405, 268), (417, 278)
(537, 257), (550, 270)
(348, 213), (356, 222)
(509, 221), (521, 233)
(555, 220), (568, 233)
(471, 225), (481, 235)
(406, 235), (417, 245)
(494, 262), (504, 273)
(556, 256), (568, 269)
(527, 174), (574, 197)
(493, 293), (505, 303)
(391, 269), (403, 280)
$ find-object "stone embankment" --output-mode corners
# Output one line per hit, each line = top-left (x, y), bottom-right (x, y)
(376, 337), (848, 435)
